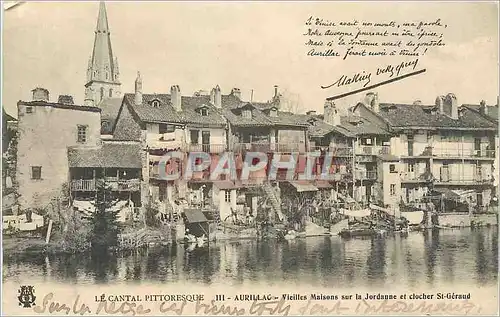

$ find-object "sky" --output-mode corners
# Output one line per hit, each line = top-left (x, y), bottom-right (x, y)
(2, 1), (499, 118)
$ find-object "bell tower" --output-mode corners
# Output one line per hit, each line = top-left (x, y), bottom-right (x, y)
(84, 1), (121, 106)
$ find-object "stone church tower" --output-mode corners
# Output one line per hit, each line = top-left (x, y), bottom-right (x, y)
(84, 2), (121, 107)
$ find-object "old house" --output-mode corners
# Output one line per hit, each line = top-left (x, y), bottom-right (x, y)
(372, 93), (498, 212)
(112, 73), (228, 217)
(16, 88), (102, 211)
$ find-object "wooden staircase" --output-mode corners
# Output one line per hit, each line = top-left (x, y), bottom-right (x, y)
(263, 182), (284, 222)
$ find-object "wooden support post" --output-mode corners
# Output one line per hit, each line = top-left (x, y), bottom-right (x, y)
(45, 220), (53, 244)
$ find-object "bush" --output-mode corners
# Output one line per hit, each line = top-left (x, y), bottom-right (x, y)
(56, 210), (91, 253)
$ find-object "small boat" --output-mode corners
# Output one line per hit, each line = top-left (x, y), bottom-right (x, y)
(338, 228), (378, 238)
(284, 230), (297, 241)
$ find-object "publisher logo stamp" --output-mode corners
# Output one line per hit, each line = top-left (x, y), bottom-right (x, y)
(18, 285), (36, 308)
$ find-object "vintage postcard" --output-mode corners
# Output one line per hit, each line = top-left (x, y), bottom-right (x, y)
(2, 1), (499, 316)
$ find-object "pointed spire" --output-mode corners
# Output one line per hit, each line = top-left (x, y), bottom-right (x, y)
(88, 1), (119, 85)
(96, 1), (110, 34)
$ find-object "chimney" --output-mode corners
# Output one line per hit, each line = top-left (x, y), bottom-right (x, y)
(134, 71), (142, 106)
(306, 110), (317, 116)
(371, 92), (379, 113)
(444, 93), (458, 119)
(364, 92), (380, 112)
(214, 85), (222, 108)
(210, 88), (216, 104)
(274, 85), (279, 98)
(323, 100), (340, 126)
(171, 85), (182, 112)
(435, 95), (445, 113)
(230, 88), (241, 100)
(479, 100), (488, 115)
(57, 95), (74, 105)
(32, 87), (49, 102)
(84, 86), (94, 107)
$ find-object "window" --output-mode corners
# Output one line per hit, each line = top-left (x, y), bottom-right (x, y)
(151, 100), (161, 108)
(361, 138), (372, 145)
(26, 106), (33, 114)
(31, 166), (42, 180)
(408, 163), (415, 173)
(242, 109), (252, 119)
(390, 184), (396, 196)
(199, 108), (208, 116)
(159, 124), (175, 134)
(190, 130), (199, 144)
(77, 125), (88, 143)
(389, 164), (397, 173)
(224, 190), (231, 203)
(109, 89), (113, 97)
(101, 120), (109, 131)
(100, 87), (104, 101)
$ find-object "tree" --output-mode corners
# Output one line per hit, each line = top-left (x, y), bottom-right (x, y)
(279, 89), (304, 114)
(89, 180), (121, 250)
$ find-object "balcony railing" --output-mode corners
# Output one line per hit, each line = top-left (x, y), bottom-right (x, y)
(311, 146), (353, 156)
(400, 172), (433, 182)
(71, 179), (141, 191)
(431, 148), (496, 159)
(184, 143), (226, 154)
(233, 143), (271, 153)
(275, 143), (307, 153)
(355, 170), (377, 180)
(355, 146), (391, 155)
(233, 142), (307, 153)
(437, 172), (493, 184)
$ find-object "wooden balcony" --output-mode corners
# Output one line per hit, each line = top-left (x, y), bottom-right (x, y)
(355, 146), (391, 156)
(71, 179), (141, 192)
(435, 173), (494, 186)
(184, 143), (227, 154)
(355, 170), (377, 180)
(310, 146), (353, 157)
(431, 148), (496, 160)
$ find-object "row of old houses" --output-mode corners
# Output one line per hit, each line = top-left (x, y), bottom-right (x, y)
(9, 80), (499, 226)
(4, 2), (498, 228)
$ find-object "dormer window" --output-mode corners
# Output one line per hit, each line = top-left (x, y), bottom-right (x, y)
(196, 105), (209, 116)
(307, 118), (317, 126)
(150, 99), (161, 108)
(101, 120), (110, 131)
(270, 109), (278, 117)
(242, 109), (252, 119)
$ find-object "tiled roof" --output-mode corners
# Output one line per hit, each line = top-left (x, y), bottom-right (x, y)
(377, 103), (497, 130)
(18, 100), (101, 112)
(462, 104), (499, 123)
(98, 97), (123, 134)
(222, 103), (274, 127)
(2, 108), (16, 122)
(68, 142), (142, 168)
(123, 93), (226, 127)
(183, 209), (208, 223)
(292, 114), (354, 137)
(340, 115), (390, 136)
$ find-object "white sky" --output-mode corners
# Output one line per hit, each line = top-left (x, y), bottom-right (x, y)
(3, 1), (499, 117)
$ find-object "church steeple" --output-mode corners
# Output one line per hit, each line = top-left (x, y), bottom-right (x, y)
(85, 1), (121, 106)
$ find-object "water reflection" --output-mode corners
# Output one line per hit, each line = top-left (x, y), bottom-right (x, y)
(3, 228), (497, 289)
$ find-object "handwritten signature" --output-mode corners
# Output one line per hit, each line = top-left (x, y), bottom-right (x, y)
(32, 292), (482, 316)
(321, 58), (419, 89)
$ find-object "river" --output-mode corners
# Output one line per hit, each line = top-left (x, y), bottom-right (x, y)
(2, 228), (497, 290)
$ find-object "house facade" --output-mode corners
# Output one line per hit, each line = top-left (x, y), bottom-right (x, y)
(16, 88), (102, 211)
